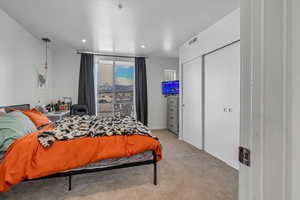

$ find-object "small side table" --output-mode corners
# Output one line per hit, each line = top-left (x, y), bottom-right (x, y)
(45, 110), (70, 122)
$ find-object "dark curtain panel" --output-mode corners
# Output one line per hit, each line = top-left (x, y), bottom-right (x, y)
(135, 57), (148, 125)
(78, 53), (96, 115)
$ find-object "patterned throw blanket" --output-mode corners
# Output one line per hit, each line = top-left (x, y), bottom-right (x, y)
(38, 115), (157, 147)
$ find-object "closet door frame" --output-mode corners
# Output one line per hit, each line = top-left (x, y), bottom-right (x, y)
(180, 39), (240, 145)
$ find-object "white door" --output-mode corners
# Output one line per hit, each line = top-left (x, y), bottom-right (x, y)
(240, 0), (290, 198)
(182, 57), (203, 149)
(204, 42), (240, 169)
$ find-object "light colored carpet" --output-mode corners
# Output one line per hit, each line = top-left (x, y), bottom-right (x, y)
(0, 130), (238, 200)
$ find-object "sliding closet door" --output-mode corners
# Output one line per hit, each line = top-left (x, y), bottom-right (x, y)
(205, 42), (240, 169)
(182, 57), (203, 149)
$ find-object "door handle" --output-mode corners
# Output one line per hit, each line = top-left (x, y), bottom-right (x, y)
(224, 107), (233, 112)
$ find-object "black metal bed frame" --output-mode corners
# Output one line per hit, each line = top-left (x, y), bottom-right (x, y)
(0, 104), (158, 191)
(24, 151), (157, 191)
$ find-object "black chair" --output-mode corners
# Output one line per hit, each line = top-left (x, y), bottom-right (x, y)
(70, 104), (89, 116)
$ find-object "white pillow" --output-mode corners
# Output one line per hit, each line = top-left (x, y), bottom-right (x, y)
(0, 108), (6, 115)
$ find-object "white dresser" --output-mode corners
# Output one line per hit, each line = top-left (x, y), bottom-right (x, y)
(167, 96), (179, 135)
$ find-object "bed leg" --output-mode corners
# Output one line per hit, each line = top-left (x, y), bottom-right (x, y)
(154, 162), (157, 185)
(152, 150), (158, 185)
(68, 175), (72, 191)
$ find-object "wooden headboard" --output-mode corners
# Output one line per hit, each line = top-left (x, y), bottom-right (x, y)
(0, 104), (30, 112)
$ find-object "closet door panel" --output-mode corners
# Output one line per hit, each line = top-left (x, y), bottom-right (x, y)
(182, 57), (203, 149)
(205, 42), (240, 169)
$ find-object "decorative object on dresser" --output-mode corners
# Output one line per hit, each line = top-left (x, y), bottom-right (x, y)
(167, 95), (179, 135)
(45, 110), (70, 122)
(45, 98), (72, 113)
(62, 97), (72, 110)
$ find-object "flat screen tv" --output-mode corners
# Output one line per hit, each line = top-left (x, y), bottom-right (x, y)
(162, 80), (179, 95)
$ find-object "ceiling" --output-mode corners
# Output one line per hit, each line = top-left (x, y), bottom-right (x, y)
(0, 0), (239, 57)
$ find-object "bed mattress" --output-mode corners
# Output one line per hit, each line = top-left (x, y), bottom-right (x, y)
(64, 150), (153, 172)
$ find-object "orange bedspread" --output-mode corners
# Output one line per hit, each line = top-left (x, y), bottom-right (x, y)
(0, 125), (162, 192)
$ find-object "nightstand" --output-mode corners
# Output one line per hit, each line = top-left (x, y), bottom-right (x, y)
(45, 110), (70, 122)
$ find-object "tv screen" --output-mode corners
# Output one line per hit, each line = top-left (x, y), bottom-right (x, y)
(162, 80), (179, 95)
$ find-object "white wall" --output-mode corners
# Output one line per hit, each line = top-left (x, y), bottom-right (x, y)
(289, 0), (300, 199)
(51, 48), (179, 129)
(0, 8), (53, 107)
(51, 47), (81, 103)
(180, 9), (240, 64)
(179, 9), (240, 143)
(146, 56), (179, 129)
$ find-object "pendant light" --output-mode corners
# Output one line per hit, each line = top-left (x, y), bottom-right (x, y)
(38, 38), (51, 88)
(42, 38), (51, 73)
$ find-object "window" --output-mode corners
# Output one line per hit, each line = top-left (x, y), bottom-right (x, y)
(96, 57), (135, 117)
(164, 69), (177, 81)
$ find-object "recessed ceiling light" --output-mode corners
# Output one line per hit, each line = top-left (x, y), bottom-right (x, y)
(81, 39), (87, 43)
(141, 45), (146, 49)
(118, 3), (123, 9)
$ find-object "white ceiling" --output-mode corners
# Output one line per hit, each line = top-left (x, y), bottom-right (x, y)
(0, 0), (239, 57)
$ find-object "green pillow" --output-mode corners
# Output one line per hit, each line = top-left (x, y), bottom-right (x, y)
(0, 111), (37, 153)
(0, 111), (37, 134)
(0, 129), (20, 153)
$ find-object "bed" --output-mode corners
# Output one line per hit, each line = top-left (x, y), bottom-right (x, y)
(0, 104), (161, 192)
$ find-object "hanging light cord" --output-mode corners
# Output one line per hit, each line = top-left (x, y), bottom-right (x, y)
(42, 38), (51, 71)
(45, 41), (48, 67)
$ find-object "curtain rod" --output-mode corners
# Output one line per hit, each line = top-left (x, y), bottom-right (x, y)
(76, 51), (148, 59)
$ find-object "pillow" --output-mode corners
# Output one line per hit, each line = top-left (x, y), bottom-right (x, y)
(0, 111), (37, 154)
(0, 111), (37, 134)
(0, 129), (21, 155)
(22, 109), (50, 128)
(0, 108), (6, 116)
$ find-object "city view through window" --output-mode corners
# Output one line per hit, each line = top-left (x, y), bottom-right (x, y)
(96, 59), (135, 117)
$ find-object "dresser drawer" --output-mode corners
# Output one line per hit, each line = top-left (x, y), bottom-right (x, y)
(167, 109), (178, 117)
(168, 124), (178, 134)
(168, 115), (178, 125)
(167, 97), (178, 104)
(168, 107), (176, 112)
(168, 117), (177, 124)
